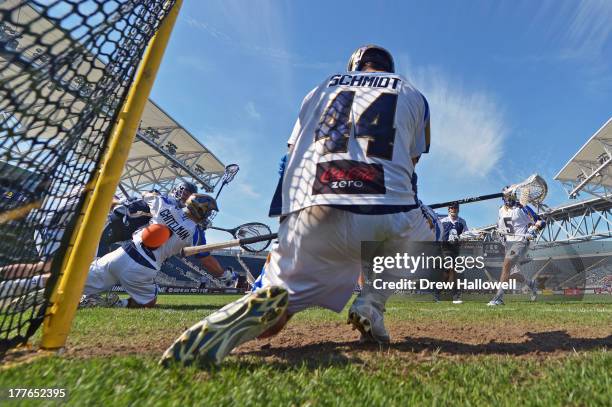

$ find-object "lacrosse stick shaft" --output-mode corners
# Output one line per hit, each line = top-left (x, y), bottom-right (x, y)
(214, 182), (227, 200)
(215, 163), (240, 200)
(208, 225), (230, 233)
(430, 193), (502, 209)
(181, 233), (278, 256)
(117, 183), (129, 198)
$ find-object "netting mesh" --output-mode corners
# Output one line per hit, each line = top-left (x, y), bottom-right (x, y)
(512, 174), (548, 206)
(234, 222), (272, 253)
(0, 0), (175, 357)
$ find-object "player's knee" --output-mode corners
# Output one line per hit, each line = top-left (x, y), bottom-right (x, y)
(126, 297), (157, 308)
(258, 310), (291, 339)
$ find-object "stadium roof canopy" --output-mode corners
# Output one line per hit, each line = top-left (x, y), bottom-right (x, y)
(125, 100), (225, 195)
(0, 0), (226, 197)
(555, 118), (612, 200)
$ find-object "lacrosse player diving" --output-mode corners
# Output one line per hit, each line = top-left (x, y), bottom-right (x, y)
(80, 193), (230, 308)
(96, 181), (198, 257)
(487, 187), (545, 306)
(161, 44), (437, 366)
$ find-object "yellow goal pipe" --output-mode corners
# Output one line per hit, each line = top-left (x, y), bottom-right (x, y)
(41, 0), (183, 349)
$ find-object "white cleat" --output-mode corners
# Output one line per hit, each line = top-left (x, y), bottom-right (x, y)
(160, 286), (288, 367)
(487, 298), (505, 307)
(78, 292), (120, 308)
(452, 299), (463, 304)
(8, 288), (45, 312)
(347, 300), (390, 344)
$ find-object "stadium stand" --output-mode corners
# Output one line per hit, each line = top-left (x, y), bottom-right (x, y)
(239, 256), (266, 278)
(214, 256), (243, 274)
(152, 249), (269, 290)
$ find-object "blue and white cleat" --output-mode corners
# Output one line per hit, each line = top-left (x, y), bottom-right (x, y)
(160, 286), (288, 367)
(487, 297), (505, 307)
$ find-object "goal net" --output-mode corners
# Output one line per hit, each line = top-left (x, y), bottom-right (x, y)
(0, 0), (176, 357)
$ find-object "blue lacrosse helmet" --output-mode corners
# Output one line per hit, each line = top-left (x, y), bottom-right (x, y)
(171, 181), (198, 204)
(347, 44), (395, 73)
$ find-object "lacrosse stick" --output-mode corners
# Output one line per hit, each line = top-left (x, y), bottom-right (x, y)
(478, 229), (541, 242)
(430, 174), (548, 209)
(208, 222), (273, 253)
(181, 232), (278, 256)
(215, 163), (240, 200)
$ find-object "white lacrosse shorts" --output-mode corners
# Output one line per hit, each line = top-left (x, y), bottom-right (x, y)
(255, 205), (437, 314)
(505, 240), (530, 264)
(83, 247), (158, 305)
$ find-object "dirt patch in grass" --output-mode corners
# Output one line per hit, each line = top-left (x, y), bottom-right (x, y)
(235, 321), (611, 364)
(55, 320), (611, 364)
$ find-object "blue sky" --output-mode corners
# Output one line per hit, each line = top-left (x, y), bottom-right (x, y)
(148, 0), (612, 241)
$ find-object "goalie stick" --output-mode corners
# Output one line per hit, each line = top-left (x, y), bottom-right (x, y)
(181, 232), (278, 256)
(208, 222), (273, 253)
(209, 222), (271, 239)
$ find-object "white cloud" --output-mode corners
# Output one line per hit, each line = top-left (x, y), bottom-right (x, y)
(566, 0), (612, 56)
(184, 15), (231, 41)
(176, 55), (213, 74)
(245, 101), (261, 120)
(394, 62), (510, 228)
(236, 182), (261, 199)
(182, 10), (334, 71)
(406, 66), (507, 178)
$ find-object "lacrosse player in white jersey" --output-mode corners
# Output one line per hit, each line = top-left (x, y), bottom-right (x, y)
(97, 181), (198, 257)
(0, 187), (84, 310)
(487, 188), (545, 306)
(161, 44), (437, 366)
(80, 193), (228, 308)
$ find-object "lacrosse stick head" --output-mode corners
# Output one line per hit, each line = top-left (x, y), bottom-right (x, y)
(235, 222), (272, 253)
(221, 164), (240, 184)
(504, 174), (548, 206)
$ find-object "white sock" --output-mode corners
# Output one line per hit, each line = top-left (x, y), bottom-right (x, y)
(495, 288), (505, 298)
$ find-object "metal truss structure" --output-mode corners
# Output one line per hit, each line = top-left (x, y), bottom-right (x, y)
(478, 118), (612, 244)
(122, 129), (223, 194)
(118, 100), (226, 197)
(480, 196), (612, 244)
(555, 118), (612, 201)
(536, 197), (612, 243)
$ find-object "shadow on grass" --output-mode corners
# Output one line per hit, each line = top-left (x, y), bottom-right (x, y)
(239, 331), (611, 367)
(155, 304), (220, 311)
(395, 331), (612, 356)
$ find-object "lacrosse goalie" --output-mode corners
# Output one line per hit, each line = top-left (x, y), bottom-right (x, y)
(160, 44), (437, 367)
(80, 194), (230, 308)
(487, 187), (545, 306)
(97, 181), (198, 257)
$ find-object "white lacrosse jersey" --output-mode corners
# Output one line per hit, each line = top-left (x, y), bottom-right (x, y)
(32, 187), (83, 259)
(497, 205), (538, 242)
(131, 195), (207, 270)
(280, 72), (430, 215)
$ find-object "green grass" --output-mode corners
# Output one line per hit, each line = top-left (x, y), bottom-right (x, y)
(1, 294), (611, 406)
